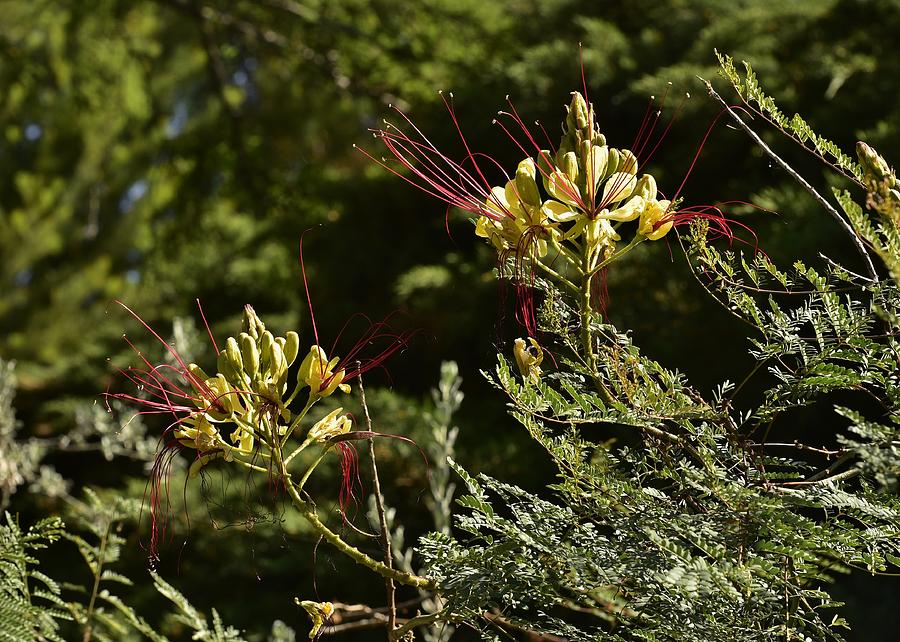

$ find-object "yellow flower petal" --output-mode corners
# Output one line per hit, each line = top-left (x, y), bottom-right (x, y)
(542, 199), (579, 223)
(601, 172), (637, 205)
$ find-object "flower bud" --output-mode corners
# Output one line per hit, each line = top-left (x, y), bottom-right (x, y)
(216, 350), (242, 386)
(188, 363), (211, 383)
(266, 339), (286, 380)
(240, 333), (260, 379)
(241, 305), (265, 340)
(284, 331), (300, 366)
(225, 337), (243, 372)
(515, 158), (541, 207)
(566, 91), (591, 134)
(259, 331), (274, 365)
(560, 151), (579, 183)
(605, 148), (621, 177)
(857, 141), (893, 182)
(634, 174), (658, 201)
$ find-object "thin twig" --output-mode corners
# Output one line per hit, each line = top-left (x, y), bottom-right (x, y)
(81, 522), (111, 642)
(323, 599), (427, 635)
(278, 455), (434, 589)
(483, 612), (568, 642)
(701, 79), (878, 282)
(389, 611), (444, 641)
(331, 597), (426, 622)
(779, 468), (859, 487)
(358, 367), (398, 636)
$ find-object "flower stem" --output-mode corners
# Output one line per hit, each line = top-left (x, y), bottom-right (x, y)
(580, 251), (598, 377)
(535, 260), (579, 294)
(586, 236), (644, 278)
(281, 395), (317, 447)
(284, 436), (315, 467)
(296, 448), (328, 489)
(276, 449), (435, 591)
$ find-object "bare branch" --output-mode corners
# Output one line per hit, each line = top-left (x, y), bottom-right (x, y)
(358, 367), (398, 637)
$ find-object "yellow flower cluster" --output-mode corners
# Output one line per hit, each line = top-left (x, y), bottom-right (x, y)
(474, 93), (675, 269)
(173, 306), (354, 474)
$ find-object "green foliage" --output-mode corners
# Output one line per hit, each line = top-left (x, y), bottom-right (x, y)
(0, 360), (46, 510)
(0, 493), (282, 642)
(0, 513), (68, 641)
(413, 62), (900, 641)
(0, 356), (157, 510)
(152, 572), (245, 641)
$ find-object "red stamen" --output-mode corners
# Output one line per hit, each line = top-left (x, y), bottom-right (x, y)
(336, 441), (362, 524)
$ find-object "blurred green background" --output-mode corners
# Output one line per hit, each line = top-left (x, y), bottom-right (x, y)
(2, 0), (899, 639)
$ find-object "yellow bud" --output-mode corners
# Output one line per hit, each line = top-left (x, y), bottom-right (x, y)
(240, 333), (260, 379)
(634, 174), (657, 201)
(266, 339), (286, 384)
(215, 350), (242, 387)
(567, 91), (591, 133)
(515, 157), (541, 207)
(560, 151), (579, 183)
(259, 331), (274, 364)
(241, 305), (264, 340)
(188, 363), (211, 382)
(857, 141), (893, 182)
(606, 148), (621, 177)
(284, 331), (300, 365)
(225, 337), (243, 372)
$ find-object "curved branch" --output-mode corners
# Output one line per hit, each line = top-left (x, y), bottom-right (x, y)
(701, 79), (878, 282)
